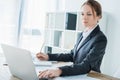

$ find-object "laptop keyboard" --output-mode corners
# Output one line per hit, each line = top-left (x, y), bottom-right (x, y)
(39, 78), (53, 80)
(39, 78), (49, 80)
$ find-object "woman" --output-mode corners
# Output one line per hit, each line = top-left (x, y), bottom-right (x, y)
(37, 0), (107, 78)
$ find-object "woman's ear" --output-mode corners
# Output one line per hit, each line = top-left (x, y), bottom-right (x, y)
(99, 15), (102, 19)
(97, 15), (102, 23)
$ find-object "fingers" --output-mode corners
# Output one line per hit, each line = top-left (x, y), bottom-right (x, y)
(38, 70), (54, 78)
(39, 70), (50, 78)
(36, 53), (40, 58)
(36, 52), (49, 61)
(38, 69), (62, 78)
(36, 52), (42, 57)
(36, 53), (44, 60)
(39, 70), (47, 78)
(48, 72), (55, 78)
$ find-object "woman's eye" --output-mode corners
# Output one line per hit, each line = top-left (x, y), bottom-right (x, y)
(87, 14), (92, 16)
(81, 13), (84, 16)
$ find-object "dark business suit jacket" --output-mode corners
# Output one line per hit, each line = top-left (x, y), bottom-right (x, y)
(48, 25), (107, 76)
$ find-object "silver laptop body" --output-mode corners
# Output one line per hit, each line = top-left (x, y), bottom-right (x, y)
(1, 44), (39, 80)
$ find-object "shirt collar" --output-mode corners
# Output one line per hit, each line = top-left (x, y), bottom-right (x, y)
(82, 24), (98, 37)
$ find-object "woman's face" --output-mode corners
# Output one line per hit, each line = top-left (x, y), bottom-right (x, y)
(81, 4), (100, 28)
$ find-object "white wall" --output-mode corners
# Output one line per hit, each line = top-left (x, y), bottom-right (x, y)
(0, 0), (21, 25)
(57, 0), (85, 12)
(46, 0), (58, 12)
(57, 0), (120, 76)
(19, 0), (48, 53)
(0, 0), (21, 56)
(99, 0), (120, 76)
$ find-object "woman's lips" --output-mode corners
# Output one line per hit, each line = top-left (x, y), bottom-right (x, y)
(83, 21), (88, 24)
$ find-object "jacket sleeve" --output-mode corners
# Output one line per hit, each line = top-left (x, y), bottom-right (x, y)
(59, 36), (107, 76)
(48, 49), (74, 62)
(47, 33), (82, 62)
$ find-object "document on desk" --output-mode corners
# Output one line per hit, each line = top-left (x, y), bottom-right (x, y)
(32, 56), (56, 66)
(54, 74), (100, 80)
(33, 61), (52, 66)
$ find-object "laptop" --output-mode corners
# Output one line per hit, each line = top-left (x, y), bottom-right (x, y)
(1, 44), (49, 80)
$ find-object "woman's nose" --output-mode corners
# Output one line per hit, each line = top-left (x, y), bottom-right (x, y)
(83, 15), (87, 20)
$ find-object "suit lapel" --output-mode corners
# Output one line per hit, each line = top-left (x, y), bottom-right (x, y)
(76, 25), (100, 53)
(76, 36), (91, 53)
(74, 33), (83, 57)
(75, 34), (83, 49)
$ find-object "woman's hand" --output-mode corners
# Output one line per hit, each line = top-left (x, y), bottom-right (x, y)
(38, 68), (62, 78)
(36, 52), (49, 61)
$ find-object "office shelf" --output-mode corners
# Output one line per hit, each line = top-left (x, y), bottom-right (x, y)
(44, 12), (107, 53)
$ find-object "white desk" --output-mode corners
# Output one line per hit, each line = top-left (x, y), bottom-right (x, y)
(0, 57), (19, 80)
(0, 57), (120, 80)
